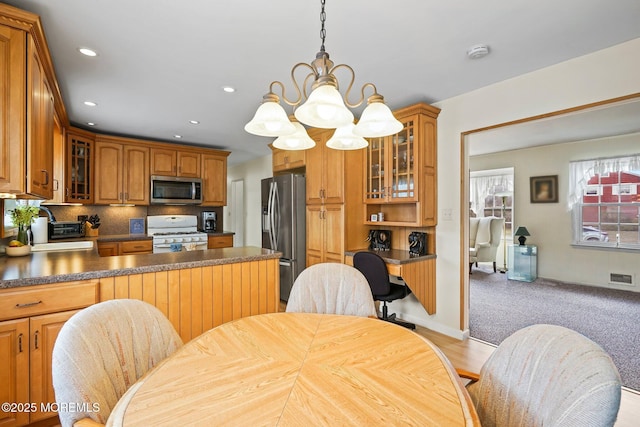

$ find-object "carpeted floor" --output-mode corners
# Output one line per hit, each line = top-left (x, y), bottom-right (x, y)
(469, 265), (640, 391)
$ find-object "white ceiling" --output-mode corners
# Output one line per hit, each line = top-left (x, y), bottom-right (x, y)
(6, 0), (640, 165)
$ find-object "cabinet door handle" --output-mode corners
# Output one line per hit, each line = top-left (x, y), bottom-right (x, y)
(16, 300), (42, 308)
(18, 333), (24, 353)
(41, 170), (50, 185)
(34, 330), (39, 350)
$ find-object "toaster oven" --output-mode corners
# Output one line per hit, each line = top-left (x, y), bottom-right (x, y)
(48, 222), (85, 240)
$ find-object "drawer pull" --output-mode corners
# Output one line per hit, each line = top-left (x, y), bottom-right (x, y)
(16, 300), (42, 308)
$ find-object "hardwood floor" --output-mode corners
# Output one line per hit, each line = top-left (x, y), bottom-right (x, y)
(414, 325), (640, 427)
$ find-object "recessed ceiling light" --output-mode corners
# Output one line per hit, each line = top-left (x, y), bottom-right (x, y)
(189, 120), (200, 125)
(78, 47), (98, 57)
(467, 44), (490, 59)
(84, 101), (97, 107)
(87, 122), (97, 126)
(222, 86), (235, 93)
(174, 135), (183, 139)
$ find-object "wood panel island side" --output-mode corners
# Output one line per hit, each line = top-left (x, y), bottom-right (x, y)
(0, 246), (280, 426)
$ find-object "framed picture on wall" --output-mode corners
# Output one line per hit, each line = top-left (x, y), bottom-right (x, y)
(530, 175), (558, 203)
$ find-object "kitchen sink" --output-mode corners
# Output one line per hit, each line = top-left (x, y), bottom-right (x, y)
(31, 241), (94, 252)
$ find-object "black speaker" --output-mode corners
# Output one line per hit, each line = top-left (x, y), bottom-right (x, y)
(366, 230), (391, 251)
(408, 232), (427, 256)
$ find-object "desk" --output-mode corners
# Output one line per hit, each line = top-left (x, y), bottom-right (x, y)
(345, 249), (437, 314)
(108, 313), (478, 426)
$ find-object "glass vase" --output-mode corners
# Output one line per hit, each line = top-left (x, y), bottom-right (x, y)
(17, 225), (28, 245)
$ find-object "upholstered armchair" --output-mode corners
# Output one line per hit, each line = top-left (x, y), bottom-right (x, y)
(469, 216), (504, 273)
(459, 324), (621, 427)
(52, 299), (183, 427)
(285, 263), (377, 317)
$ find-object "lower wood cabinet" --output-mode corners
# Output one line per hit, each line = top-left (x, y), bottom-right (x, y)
(97, 239), (153, 257)
(306, 204), (344, 266)
(0, 281), (99, 426)
(207, 235), (233, 249)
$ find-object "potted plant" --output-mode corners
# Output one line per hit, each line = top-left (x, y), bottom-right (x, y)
(9, 204), (40, 245)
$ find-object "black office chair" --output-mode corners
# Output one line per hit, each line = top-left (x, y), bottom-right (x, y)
(353, 251), (415, 330)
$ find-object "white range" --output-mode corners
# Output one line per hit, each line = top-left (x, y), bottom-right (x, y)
(147, 215), (208, 253)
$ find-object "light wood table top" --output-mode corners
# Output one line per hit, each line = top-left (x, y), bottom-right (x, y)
(108, 312), (479, 426)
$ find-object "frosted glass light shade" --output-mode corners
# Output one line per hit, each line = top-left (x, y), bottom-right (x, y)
(353, 102), (403, 137)
(326, 123), (368, 150)
(294, 85), (354, 128)
(272, 122), (316, 150)
(245, 101), (296, 136)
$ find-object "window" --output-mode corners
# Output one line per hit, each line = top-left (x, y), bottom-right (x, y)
(569, 154), (640, 249)
(470, 168), (513, 235)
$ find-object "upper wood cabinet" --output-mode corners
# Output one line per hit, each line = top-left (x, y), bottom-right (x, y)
(26, 35), (55, 199)
(0, 15), (57, 199)
(151, 148), (200, 178)
(63, 129), (94, 203)
(201, 153), (228, 206)
(271, 145), (306, 173)
(363, 103), (440, 226)
(305, 129), (344, 205)
(94, 138), (150, 205)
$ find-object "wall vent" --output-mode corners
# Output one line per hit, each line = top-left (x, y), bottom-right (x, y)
(609, 273), (634, 286)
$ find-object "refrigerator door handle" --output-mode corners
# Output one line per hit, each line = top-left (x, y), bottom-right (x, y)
(271, 182), (280, 250)
(267, 181), (277, 250)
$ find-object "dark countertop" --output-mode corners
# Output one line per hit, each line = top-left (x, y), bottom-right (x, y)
(344, 248), (436, 264)
(95, 231), (235, 242)
(0, 246), (280, 289)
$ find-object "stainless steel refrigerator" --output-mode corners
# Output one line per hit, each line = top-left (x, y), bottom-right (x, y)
(261, 174), (306, 301)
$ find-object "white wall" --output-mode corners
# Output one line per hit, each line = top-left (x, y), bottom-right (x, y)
(391, 37), (640, 338)
(470, 133), (640, 291)
(225, 155), (272, 247)
(228, 38), (640, 339)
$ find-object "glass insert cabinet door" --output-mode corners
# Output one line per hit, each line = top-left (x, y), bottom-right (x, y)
(365, 119), (416, 202)
(66, 133), (93, 202)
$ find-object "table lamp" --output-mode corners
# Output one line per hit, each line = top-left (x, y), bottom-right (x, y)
(514, 226), (530, 245)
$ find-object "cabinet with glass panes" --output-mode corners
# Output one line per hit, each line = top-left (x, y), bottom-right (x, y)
(66, 129), (94, 203)
(364, 103), (440, 226)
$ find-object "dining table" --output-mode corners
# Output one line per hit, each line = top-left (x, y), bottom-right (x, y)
(107, 312), (480, 426)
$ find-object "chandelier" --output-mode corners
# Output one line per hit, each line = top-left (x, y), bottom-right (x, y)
(244, 0), (402, 150)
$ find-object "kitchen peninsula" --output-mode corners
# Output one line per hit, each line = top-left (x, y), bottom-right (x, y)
(0, 246), (281, 340)
(0, 245), (280, 426)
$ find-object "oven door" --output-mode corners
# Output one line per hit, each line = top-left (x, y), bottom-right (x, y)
(152, 239), (208, 253)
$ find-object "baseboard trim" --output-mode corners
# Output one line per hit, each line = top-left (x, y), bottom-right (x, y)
(395, 311), (469, 340)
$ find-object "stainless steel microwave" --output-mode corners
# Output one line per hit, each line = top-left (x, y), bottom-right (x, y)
(150, 175), (203, 204)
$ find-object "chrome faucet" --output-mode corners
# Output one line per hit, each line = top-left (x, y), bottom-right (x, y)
(39, 206), (57, 222)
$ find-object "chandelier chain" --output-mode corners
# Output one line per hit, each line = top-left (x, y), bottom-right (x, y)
(320, 0), (326, 52)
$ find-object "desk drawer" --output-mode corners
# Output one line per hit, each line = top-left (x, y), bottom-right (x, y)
(0, 281), (99, 321)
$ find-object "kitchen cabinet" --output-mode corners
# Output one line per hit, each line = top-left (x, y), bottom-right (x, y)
(207, 234), (233, 249)
(0, 15), (56, 199)
(151, 148), (200, 178)
(271, 145), (306, 173)
(97, 239), (153, 256)
(201, 153), (228, 206)
(26, 36), (55, 200)
(303, 128), (366, 267)
(94, 138), (150, 205)
(0, 281), (98, 426)
(306, 204), (344, 265)
(363, 103), (440, 226)
(54, 128), (95, 205)
(305, 129), (344, 205)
